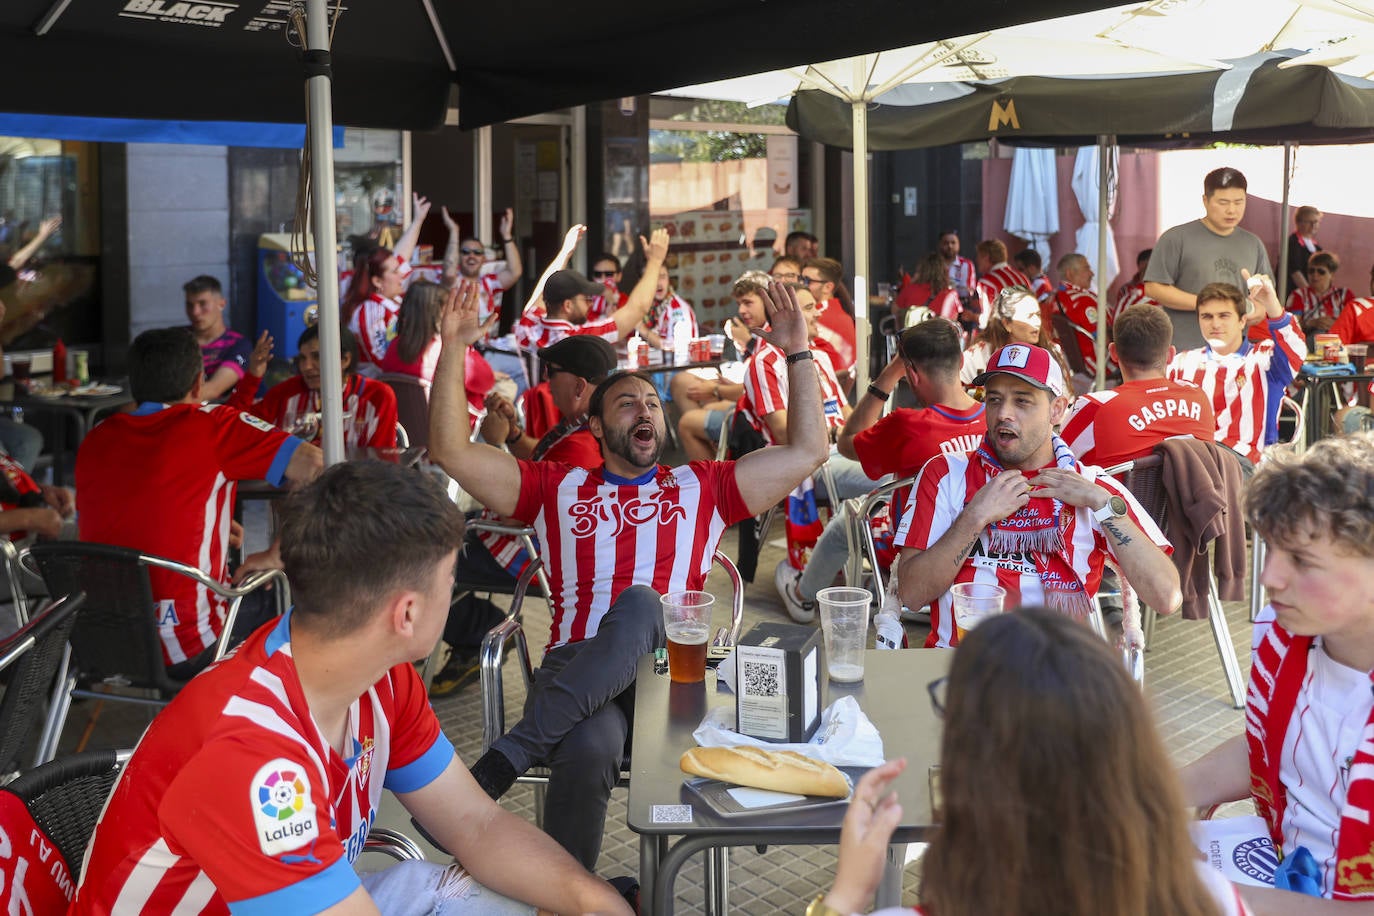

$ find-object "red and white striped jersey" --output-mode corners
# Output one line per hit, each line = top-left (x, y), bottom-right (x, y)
(646, 293), (697, 342)
(71, 615), (452, 915)
(1028, 274), (1053, 304)
(0, 452), (45, 542)
(348, 294), (399, 369)
(76, 404), (300, 666)
(1054, 283), (1114, 376)
(514, 311), (619, 351)
(976, 263), (1032, 316)
(1332, 296), (1374, 345)
(228, 373), (398, 451)
(947, 255), (976, 293)
(739, 343), (846, 444)
(1061, 378), (1215, 468)
(815, 298), (857, 374)
(1167, 316), (1306, 464)
(511, 459), (752, 650)
(1113, 281), (1158, 319)
(1287, 285), (1352, 325)
(589, 287), (628, 322)
(894, 451), (1168, 648)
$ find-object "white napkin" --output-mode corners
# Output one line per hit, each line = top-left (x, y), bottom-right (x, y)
(692, 695), (885, 767)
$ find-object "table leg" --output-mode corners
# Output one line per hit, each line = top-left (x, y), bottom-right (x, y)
(639, 834), (663, 914)
(710, 847), (729, 915)
(876, 843), (905, 908)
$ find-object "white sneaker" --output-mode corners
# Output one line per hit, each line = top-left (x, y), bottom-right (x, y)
(773, 560), (816, 624)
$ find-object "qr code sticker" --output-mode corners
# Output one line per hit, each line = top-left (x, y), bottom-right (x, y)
(742, 660), (780, 697)
(652, 804), (692, 824)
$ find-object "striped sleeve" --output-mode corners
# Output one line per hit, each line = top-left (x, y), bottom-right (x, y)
(1061, 391), (1109, 463)
(894, 453), (962, 550)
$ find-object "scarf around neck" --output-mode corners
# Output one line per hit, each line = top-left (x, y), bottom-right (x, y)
(973, 433), (1094, 618)
(1249, 624), (1374, 899)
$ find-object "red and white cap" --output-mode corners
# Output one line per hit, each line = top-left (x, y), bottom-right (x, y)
(972, 344), (1066, 398)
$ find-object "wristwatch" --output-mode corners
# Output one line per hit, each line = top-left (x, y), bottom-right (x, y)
(1092, 494), (1129, 524)
(805, 893), (847, 916)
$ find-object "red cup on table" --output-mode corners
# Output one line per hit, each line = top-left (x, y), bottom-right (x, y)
(690, 338), (710, 362)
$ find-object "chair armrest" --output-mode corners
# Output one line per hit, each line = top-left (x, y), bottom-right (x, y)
(364, 827), (427, 862)
(0, 591), (84, 673)
(480, 617), (529, 753)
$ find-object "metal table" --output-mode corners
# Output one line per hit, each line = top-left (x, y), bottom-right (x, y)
(627, 649), (949, 915)
(0, 384), (132, 484)
(1302, 371), (1373, 446)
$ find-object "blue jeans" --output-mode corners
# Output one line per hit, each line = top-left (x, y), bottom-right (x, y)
(480, 343), (530, 397)
(799, 451), (889, 600)
(491, 584), (663, 869)
(0, 419), (43, 473)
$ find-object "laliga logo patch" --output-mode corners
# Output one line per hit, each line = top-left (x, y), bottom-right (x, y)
(1233, 836), (1280, 884)
(1000, 345), (1031, 368)
(239, 412), (279, 434)
(252, 760), (319, 856)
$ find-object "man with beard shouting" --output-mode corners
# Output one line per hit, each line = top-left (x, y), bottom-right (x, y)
(428, 278), (827, 870)
(895, 343), (1180, 648)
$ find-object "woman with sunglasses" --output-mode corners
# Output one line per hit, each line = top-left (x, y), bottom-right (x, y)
(1286, 251), (1351, 336)
(813, 609), (1250, 916)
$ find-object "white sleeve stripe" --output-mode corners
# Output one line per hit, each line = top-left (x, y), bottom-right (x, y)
(111, 838), (179, 913)
(221, 696), (327, 782)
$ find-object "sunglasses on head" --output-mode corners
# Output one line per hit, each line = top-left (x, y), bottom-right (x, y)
(459, 246), (484, 256)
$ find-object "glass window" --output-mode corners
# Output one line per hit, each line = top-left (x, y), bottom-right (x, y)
(0, 138), (101, 348)
(334, 128), (404, 261)
(647, 98), (814, 332)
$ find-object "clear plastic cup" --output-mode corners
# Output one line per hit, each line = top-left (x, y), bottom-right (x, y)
(661, 591), (714, 684)
(951, 583), (1006, 640)
(818, 587), (872, 682)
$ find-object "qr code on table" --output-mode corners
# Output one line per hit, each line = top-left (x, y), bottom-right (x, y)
(652, 804), (692, 824)
(742, 661), (780, 697)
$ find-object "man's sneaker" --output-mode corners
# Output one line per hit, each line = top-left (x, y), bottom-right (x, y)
(774, 560), (816, 623)
(428, 650), (480, 697)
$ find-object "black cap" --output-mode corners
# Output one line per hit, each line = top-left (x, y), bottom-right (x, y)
(544, 269), (605, 305)
(537, 335), (618, 381)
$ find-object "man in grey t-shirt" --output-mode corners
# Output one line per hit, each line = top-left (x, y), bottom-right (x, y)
(1144, 166), (1273, 350)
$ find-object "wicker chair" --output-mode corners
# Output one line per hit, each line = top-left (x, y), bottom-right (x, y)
(0, 592), (85, 776)
(2, 747), (130, 877)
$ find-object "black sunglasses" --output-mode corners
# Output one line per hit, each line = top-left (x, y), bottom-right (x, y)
(799, 276), (824, 286)
(459, 246), (484, 256)
(592, 270), (618, 278)
(927, 676), (947, 718)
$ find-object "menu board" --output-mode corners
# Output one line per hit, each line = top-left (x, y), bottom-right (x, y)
(652, 209), (812, 332)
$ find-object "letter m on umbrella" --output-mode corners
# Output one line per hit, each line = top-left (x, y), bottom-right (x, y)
(989, 99), (1020, 131)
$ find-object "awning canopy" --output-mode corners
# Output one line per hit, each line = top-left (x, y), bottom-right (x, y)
(0, 0), (1142, 131)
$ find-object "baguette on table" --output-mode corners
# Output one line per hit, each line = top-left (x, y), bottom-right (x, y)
(679, 746), (849, 798)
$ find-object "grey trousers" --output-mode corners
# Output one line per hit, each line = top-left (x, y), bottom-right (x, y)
(491, 584), (664, 870)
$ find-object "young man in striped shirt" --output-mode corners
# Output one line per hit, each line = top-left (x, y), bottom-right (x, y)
(1180, 434), (1374, 908)
(1167, 275), (1306, 475)
(429, 277), (827, 870)
(895, 343), (1179, 648)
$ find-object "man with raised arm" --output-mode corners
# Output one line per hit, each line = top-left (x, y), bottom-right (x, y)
(429, 278), (828, 870)
(73, 461), (630, 916)
(895, 343), (1179, 647)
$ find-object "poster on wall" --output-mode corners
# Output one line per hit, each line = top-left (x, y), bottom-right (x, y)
(766, 135), (798, 210)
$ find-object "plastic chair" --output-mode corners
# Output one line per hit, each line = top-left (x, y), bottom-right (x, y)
(380, 373), (431, 449)
(0, 592), (85, 778)
(24, 542), (290, 764)
(1103, 450), (1245, 708)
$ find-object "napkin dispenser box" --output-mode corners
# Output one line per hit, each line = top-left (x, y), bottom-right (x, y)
(734, 622), (822, 743)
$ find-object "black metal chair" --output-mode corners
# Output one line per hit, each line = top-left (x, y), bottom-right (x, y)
(0, 592), (85, 777)
(24, 542), (289, 763)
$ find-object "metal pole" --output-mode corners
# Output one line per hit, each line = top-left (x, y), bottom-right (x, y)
(852, 58), (871, 395)
(1277, 142), (1294, 297)
(306, 0), (344, 465)
(476, 126), (494, 248)
(1094, 135), (1111, 392)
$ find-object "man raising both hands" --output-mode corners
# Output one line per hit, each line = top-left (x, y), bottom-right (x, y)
(428, 278), (828, 870)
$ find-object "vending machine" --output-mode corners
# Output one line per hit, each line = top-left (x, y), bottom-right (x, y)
(257, 233), (317, 359)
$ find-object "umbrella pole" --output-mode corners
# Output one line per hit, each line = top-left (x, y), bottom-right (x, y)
(1095, 135), (1111, 392)
(1277, 142), (1294, 296)
(851, 58), (871, 396)
(306, 0), (344, 466)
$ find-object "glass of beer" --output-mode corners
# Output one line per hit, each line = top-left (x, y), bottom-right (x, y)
(661, 590), (714, 683)
(818, 587), (872, 682)
(951, 583), (1006, 640)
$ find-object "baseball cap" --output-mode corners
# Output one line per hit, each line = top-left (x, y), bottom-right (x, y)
(544, 269), (604, 305)
(538, 335), (618, 381)
(971, 344), (1066, 398)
